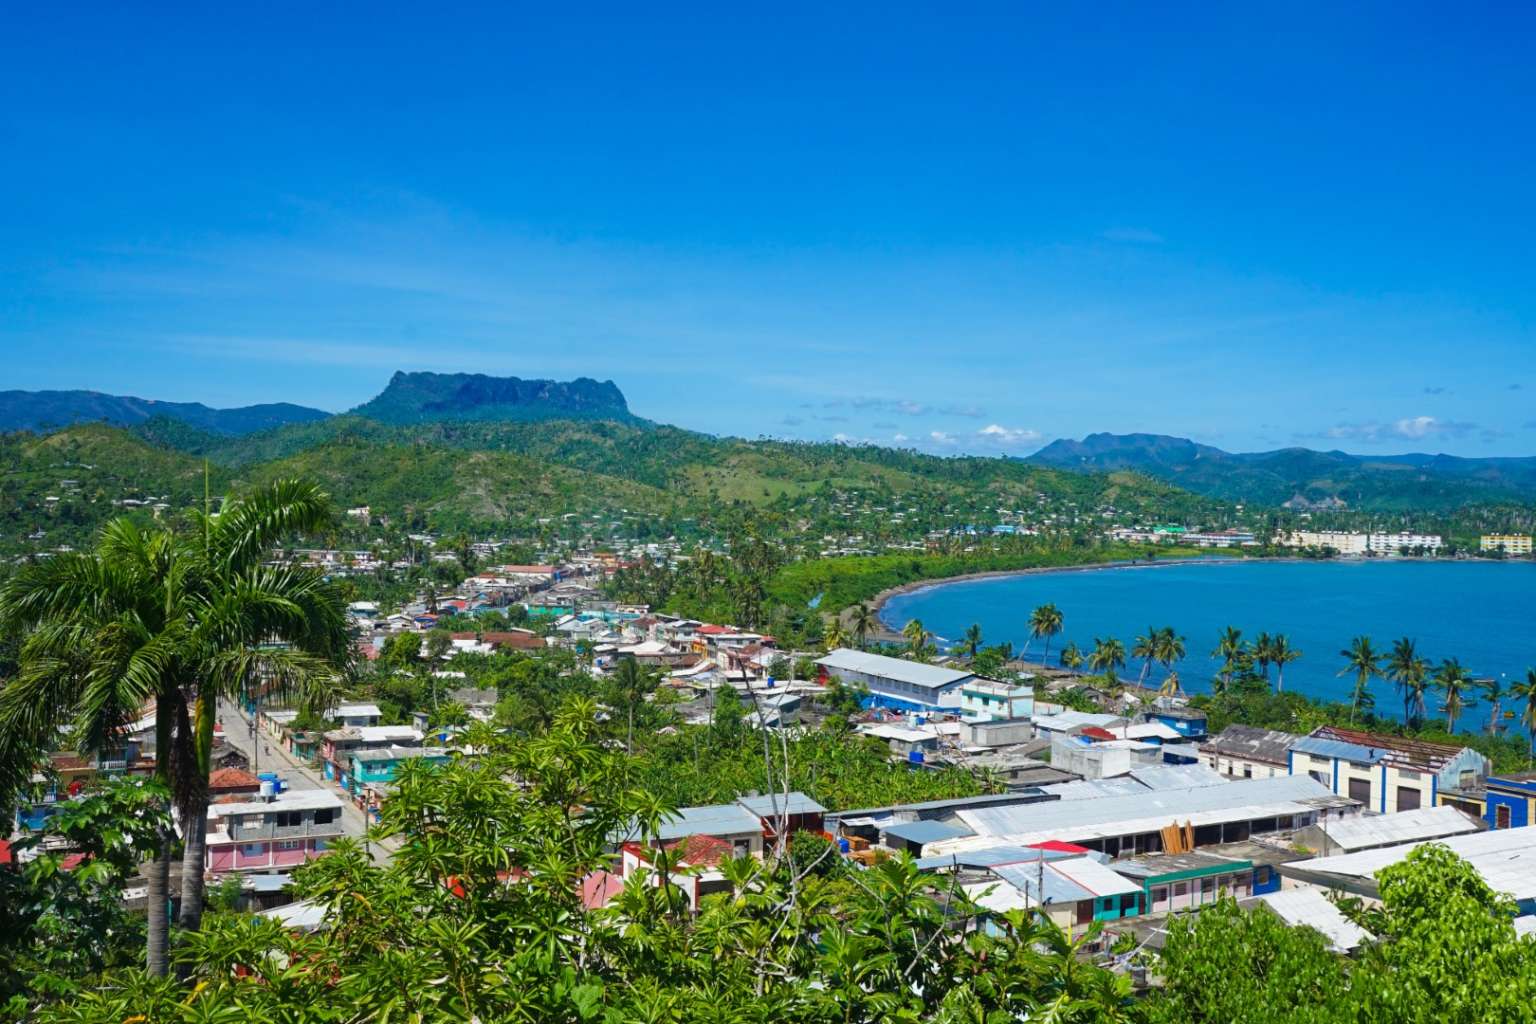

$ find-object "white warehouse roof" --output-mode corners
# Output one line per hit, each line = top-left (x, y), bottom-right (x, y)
(817, 649), (974, 690)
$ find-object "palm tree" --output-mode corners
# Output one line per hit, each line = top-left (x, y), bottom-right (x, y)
(902, 618), (929, 655)
(1212, 626), (1244, 692)
(0, 479), (349, 972)
(1158, 670), (1184, 698)
(1482, 676), (1506, 735)
(961, 623), (984, 661)
(1338, 636), (1380, 724)
(1027, 603), (1064, 669)
(823, 618), (849, 652)
(849, 603), (877, 649)
(1435, 658), (1475, 733)
(1511, 669), (1536, 763)
(1384, 637), (1419, 714)
(1088, 637), (1126, 685)
(1401, 656), (1432, 727)
(1132, 628), (1158, 687)
(613, 658), (658, 753)
(1269, 634), (1300, 694)
(1059, 641), (1084, 674)
(1154, 627), (1186, 676)
(1251, 632), (1275, 685)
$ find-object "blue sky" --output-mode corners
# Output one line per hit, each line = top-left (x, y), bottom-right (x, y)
(3, 4), (1533, 455)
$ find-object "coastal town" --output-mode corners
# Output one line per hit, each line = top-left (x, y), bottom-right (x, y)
(8, 6), (1536, 1020)
(8, 529), (1536, 1008)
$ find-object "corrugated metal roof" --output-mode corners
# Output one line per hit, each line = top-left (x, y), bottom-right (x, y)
(1289, 735), (1387, 764)
(1052, 856), (1143, 898)
(653, 803), (763, 841)
(883, 820), (972, 845)
(735, 792), (826, 818)
(815, 649), (974, 690)
(1038, 778), (1148, 801)
(1200, 724), (1299, 765)
(1256, 888), (1371, 952)
(1292, 825), (1536, 901)
(1316, 805), (1482, 852)
(1129, 764), (1228, 791)
(930, 775), (1349, 854)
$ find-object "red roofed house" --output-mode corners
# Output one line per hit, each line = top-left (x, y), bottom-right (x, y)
(209, 767), (262, 798)
(620, 834), (737, 911)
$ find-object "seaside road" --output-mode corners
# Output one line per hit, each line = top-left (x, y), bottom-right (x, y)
(218, 698), (398, 865)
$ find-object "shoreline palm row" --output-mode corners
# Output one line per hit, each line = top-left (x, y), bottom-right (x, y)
(870, 601), (1536, 752)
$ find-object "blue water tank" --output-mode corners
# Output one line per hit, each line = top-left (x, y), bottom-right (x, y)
(908, 749), (925, 764)
(838, 838), (850, 853)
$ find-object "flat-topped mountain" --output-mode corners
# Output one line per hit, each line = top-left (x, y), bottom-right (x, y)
(349, 371), (638, 425)
(0, 389), (330, 436)
(1027, 432), (1536, 509)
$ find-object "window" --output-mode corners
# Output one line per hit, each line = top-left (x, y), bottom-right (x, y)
(274, 810), (302, 827)
(1309, 770), (1329, 786)
(1460, 769), (1478, 788)
(1398, 768), (1420, 781)
(1396, 786), (1421, 811)
(1242, 765), (1253, 779)
(241, 843), (265, 858)
(314, 808), (337, 825)
(1496, 804), (1512, 829)
(277, 840), (303, 851)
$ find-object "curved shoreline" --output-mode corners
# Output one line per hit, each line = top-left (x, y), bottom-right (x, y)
(868, 554), (1478, 630)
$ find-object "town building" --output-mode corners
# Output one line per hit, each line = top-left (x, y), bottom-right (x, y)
(1292, 804), (1484, 856)
(815, 648), (976, 712)
(1286, 726), (1488, 813)
(1480, 534), (1533, 555)
(959, 678), (1034, 722)
(1440, 772), (1536, 830)
(205, 790), (345, 875)
(321, 725), (424, 784)
(1198, 724), (1300, 780)
(918, 774), (1358, 860)
(1279, 826), (1536, 916)
(1280, 530), (1444, 556)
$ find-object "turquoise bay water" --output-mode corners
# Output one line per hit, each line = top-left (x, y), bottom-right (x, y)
(880, 560), (1536, 718)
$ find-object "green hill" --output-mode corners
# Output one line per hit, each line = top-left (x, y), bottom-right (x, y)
(1029, 432), (1536, 510)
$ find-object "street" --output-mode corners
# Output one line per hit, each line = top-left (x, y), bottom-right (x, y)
(217, 698), (398, 864)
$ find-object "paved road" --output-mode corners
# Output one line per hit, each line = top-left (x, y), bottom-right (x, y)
(218, 699), (398, 864)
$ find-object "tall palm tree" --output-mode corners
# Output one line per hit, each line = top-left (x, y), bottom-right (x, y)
(1059, 641), (1084, 674)
(1338, 636), (1380, 724)
(1401, 656), (1432, 727)
(1511, 669), (1536, 763)
(902, 618), (929, 655)
(1211, 626), (1244, 692)
(1154, 627), (1186, 677)
(613, 657), (654, 753)
(823, 618), (849, 652)
(1269, 634), (1300, 694)
(1482, 676), (1506, 735)
(961, 623), (984, 661)
(1027, 603), (1064, 669)
(1435, 658), (1475, 733)
(1088, 637), (1126, 685)
(849, 603), (877, 650)
(1132, 628), (1158, 687)
(1252, 632), (1275, 685)
(1384, 637), (1419, 714)
(0, 479), (349, 972)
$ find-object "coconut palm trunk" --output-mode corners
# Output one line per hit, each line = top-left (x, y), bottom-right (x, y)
(179, 688), (217, 931)
(147, 696), (175, 976)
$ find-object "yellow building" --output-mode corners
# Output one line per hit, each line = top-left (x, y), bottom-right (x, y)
(1480, 534), (1532, 555)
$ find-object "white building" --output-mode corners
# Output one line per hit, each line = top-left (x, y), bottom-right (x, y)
(815, 648), (975, 713)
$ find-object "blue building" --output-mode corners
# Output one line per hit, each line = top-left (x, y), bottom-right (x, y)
(1484, 773), (1536, 830)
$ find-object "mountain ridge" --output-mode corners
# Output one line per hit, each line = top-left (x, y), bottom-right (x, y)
(0, 389), (331, 436)
(349, 371), (639, 425)
(1027, 432), (1536, 509)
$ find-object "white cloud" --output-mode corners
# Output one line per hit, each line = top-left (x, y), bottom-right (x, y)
(1318, 415), (1479, 443)
(929, 430), (958, 446)
(975, 423), (1044, 449)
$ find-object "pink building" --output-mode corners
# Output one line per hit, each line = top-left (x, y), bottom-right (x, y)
(205, 790), (346, 875)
